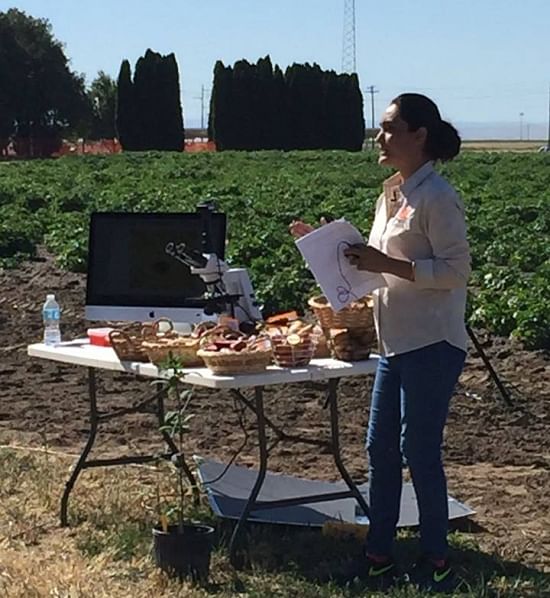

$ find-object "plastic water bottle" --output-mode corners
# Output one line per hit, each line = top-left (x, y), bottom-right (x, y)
(43, 294), (61, 345)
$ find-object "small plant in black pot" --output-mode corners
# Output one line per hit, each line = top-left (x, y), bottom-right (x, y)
(152, 354), (215, 583)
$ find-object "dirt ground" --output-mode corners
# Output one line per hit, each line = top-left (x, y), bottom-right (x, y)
(0, 249), (548, 573)
(461, 140), (544, 152)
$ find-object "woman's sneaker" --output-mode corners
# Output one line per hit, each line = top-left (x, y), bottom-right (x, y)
(330, 554), (400, 590)
(408, 556), (465, 594)
(364, 555), (401, 591)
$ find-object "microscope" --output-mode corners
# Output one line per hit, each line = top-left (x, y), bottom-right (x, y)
(165, 201), (262, 326)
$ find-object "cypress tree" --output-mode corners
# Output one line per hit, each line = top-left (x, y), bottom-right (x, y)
(307, 63), (327, 149)
(207, 83), (214, 143)
(248, 58), (263, 150)
(128, 49), (184, 151)
(116, 59), (138, 150)
(159, 53), (184, 150)
(133, 49), (159, 150)
(272, 65), (288, 150)
(284, 63), (302, 149)
(285, 63), (325, 149)
(322, 72), (365, 151)
(326, 72), (358, 150)
(256, 55), (274, 150)
(209, 61), (234, 150)
(344, 73), (365, 151)
(232, 59), (255, 150)
(323, 70), (340, 149)
(209, 61), (224, 147)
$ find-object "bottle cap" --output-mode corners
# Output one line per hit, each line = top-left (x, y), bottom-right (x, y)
(46, 294), (55, 300)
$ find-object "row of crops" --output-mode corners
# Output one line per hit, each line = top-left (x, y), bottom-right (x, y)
(0, 150), (548, 348)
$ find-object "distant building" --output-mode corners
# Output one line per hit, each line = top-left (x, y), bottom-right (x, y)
(185, 128), (208, 141)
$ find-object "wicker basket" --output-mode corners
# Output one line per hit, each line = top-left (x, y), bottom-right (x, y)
(109, 329), (150, 362)
(142, 336), (203, 367)
(197, 338), (272, 375)
(141, 318), (178, 340)
(313, 332), (331, 358)
(270, 332), (319, 367)
(328, 327), (376, 361)
(308, 295), (374, 330)
(109, 318), (178, 363)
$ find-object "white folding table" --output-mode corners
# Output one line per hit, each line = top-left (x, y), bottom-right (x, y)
(28, 340), (378, 567)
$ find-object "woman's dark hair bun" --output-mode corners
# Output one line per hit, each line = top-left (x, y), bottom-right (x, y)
(429, 119), (461, 162)
(392, 93), (461, 162)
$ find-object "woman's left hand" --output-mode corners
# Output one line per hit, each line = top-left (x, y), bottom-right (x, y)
(343, 244), (392, 272)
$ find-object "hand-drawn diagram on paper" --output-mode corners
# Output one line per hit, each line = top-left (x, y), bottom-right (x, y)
(295, 219), (386, 311)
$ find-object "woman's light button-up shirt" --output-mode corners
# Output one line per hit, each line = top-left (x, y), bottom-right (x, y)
(368, 161), (471, 357)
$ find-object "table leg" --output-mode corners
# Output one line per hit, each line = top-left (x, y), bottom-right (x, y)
(60, 367), (98, 526)
(229, 386), (267, 568)
(59, 370), (204, 526)
(327, 378), (370, 519)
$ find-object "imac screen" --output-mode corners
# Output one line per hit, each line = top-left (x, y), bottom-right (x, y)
(86, 212), (227, 310)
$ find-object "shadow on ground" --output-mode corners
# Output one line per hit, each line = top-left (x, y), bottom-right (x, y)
(214, 520), (550, 596)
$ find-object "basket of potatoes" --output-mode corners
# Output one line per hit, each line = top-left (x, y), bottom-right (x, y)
(328, 327), (376, 361)
(264, 318), (321, 367)
(197, 326), (272, 375)
(308, 295), (374, 330)
(307, 296), (376, 361)
(141, 321), (217, 367)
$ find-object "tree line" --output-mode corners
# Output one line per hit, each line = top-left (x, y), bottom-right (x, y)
(0, 9), (118, 157)
(209, 57), (365, 151)
(1, 8), (366, 157)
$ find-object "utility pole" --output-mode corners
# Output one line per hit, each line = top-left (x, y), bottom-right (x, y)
(365, 85), (379, 149)
(194, 85), (207, 132)
(519, 112), (524, 141)
(200, 85), (205, 131)
(547, 83), (550, 149)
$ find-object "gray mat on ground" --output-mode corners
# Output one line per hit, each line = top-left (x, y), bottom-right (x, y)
(196, 458), (475, 528)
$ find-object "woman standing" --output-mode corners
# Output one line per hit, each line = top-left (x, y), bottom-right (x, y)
(291, 93), (470, 593)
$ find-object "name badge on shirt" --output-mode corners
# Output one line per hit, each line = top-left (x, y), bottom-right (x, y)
(396, 203), (413, 221)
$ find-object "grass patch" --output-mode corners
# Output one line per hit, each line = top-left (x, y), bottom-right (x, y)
(0, 446), (548, 597)
(75, 521), (151, 560)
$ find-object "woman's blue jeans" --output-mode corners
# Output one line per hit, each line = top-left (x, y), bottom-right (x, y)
(365, 341), (466, 560)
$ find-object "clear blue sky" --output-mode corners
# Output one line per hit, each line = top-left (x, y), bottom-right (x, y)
(3, 0), (549, 138)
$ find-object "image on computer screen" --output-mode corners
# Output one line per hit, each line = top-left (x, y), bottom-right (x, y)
(86, 212), (226, 312)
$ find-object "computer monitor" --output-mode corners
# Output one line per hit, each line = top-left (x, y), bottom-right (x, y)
(85, 211), (227, 323)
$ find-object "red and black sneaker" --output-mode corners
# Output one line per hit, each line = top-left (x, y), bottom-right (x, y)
(408, 556), (465, 594)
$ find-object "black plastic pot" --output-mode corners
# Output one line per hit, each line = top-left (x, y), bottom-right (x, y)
(152, 522), (215, 583)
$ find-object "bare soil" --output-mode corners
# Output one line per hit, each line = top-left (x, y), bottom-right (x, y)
(0, 248), (548, 572)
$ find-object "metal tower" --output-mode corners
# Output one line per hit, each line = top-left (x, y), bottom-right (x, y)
(342, 0), (356, 74)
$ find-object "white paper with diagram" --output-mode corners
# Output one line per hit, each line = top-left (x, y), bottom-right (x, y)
(295, 219), (387, 311)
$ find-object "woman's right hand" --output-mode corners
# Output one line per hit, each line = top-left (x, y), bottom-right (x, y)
(289, 220), (315, 239)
